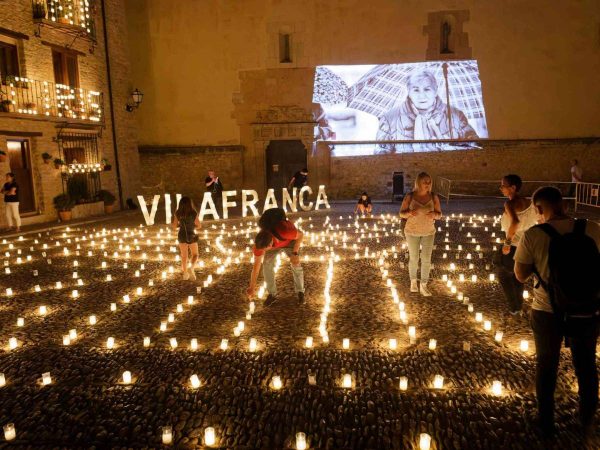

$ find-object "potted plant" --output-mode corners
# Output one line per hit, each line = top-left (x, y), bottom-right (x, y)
(42, 152), (53, 164)
(0, 150), (6, 163)
(53, 158), (64, 169)
(53, 193), (74, 221)
(0, 99), (12, 113)
(101, 158), (112, 171)
(99, 189), (116, 214)
(32, 0), (46, 19)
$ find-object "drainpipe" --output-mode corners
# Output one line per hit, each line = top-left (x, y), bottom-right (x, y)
(100, 0), (124, 210)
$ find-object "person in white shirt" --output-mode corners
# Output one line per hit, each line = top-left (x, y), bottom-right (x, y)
(569, 159), (583, 198)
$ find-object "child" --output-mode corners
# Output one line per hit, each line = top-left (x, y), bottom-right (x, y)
(172, 196), (201, 280)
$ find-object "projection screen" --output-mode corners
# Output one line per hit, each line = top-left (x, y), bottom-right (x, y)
(312, 60), (488, 156)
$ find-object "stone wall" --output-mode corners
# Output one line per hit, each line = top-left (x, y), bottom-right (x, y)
(329, 138), (600, 200)
(0, 0), (140, 227)
(139, 146), (244, 205)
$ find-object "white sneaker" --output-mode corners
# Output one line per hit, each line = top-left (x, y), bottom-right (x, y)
(410, 280), (418, 292)
(188, 268), (196, 280)
(420, 283), (432, 297)
(182, 270), (189, 281)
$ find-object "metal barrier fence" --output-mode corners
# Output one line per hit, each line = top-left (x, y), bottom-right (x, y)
(575, 182), (600, 211)
(434, 177), (578, 204)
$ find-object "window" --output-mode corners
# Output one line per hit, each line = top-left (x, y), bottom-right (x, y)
(52, 49), (79, 87)
(279, 33), (292, 63)
(58, 132), (101, 202)
(0, 41), (19, 79)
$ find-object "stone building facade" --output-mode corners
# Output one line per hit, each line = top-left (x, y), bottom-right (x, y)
(129, 0), (600, 200)
(0, 0), (140, 227)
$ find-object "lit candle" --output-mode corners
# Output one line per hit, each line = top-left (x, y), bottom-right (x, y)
(489, 274), (496, 282)
(433, 374), (444, 389)
(0, 373), (5, 387)
(69, 329), (77, 340)
(408, 326), (416, 339)
(233, 327), (241, 337)
(89, 315), (97, 325)
(520, 340), (529, 352)
(110, 303), (117, 312)
(389, 338), (397, 350)
(63, 335), (71, 346)
(168, 313), (174, 323)
(143, 337), (150, 347)
(475, 312), (483, 322)
(17, 317), (24, 327)
(190, 338), (198, 350)
(471, 275), (477, 282)
(419, 432), (431, 450)
(305, 336), (313, 348)
(34, 285), (41, 292)
(342, 338), (350, 349)
(42, 372), (52, 385)
(71, 289), (79, 298)
(204, 427), (216, 447)
(160, 322), (167, 331)
(494, 331), (504, 342)
(106, 337), (115, 349)
(170, 338), (178, 349)
(523, 290), (529, 299)
(484, 320), (492, 331)
(122, 370), (132, 384)
(3, 423), (16, 441)
(8, 337), (17, 350)
(190, 374), (201, 389)
(271, 375), (282, 390)
(342, 374), (352, 388)
(176, 304), (183, 313)
(492, 380), (502, 396)
(162, 426), (173, 445)
(187, 296), (194, 305)
(248, 338), (257, 352)
(220, 339), (228, 350)
(6, 288), (13, 296)
(296, 432), (307, 450)
(399, 376), (408, 391)
(123, 294), (130, 303)
(106, 274), (112, 281)
(429, 339), (437, 350)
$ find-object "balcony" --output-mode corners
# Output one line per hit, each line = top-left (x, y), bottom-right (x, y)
(0, 76), (103, 124)
(32, 0), (96, 40)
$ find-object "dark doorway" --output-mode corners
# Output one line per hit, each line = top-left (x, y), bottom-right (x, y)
(7, 139), (36, 213)
(265, 140), (307, 194)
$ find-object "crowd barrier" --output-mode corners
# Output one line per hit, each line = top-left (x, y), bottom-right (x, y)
(434, 177), (599, 212)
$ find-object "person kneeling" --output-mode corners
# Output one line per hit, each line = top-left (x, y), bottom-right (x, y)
(355, 192), (373, 217)
(247, 209), (305, 306)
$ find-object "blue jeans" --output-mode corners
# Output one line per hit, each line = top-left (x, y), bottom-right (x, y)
(405, 234), (435, 283)
(262, 241), (304, 296)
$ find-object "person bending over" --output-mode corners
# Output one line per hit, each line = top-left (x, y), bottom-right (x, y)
(247, 209), (305, 306)
(171, 196), (201, 280)
(355, 192), (373, 217)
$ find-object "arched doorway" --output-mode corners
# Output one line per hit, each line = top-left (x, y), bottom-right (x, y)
(265, 140), (307, 193)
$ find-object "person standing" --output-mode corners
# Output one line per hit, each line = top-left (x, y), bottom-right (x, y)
(399, 172), (442, 297)
(288, 168), (308, 190)
(569, 159), (583, 199)
(205, 170), (223, 216)
(246, 208), (305, 306)
(515, 186), (600, 437)
(498, 174), (537, 316)
(171, 196), (201, 280)
(355, 192), (373, 217)
(1, 173), (20, 232)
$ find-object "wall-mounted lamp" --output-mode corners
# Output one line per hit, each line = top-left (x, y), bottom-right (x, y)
(125, 88), (143, 112)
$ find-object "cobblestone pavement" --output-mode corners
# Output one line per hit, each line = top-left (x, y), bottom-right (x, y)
(0, 202), (599, 449)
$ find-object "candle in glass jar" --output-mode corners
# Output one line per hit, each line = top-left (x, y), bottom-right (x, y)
(520, 340), (529, 352)
(122, 370), (132, 384)
(162, 426), (173, 445)
(342, 374), (352, 388)
(3, 423), (16, 441)
(342, 338), (350, 349)
(305, 336), (313, 348)
(429, 339), (437, 350)
(492, 380), (502, 396)
(190, 338), (198, 350)
(190, 374), (201, 389)
(106, 337), (115, 349)
(296, 432), (307, 450)
(271, 376), (282, 390)
(42, 372), (52, 385)
(204, 427), (216, 447)
(248, 338), (257, 352)
(433, 374), (444, 389)
(419, 432), (431, 450)
(143, 337), (150, 347)
(389, 338), (397, 350)
(399, 376), (408, 391)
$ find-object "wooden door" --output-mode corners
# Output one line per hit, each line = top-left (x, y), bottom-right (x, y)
(6, 140), (35, 213)
(265, 140), (307, 196)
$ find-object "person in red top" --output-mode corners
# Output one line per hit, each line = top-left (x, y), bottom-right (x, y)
(246, 214), (305, 306)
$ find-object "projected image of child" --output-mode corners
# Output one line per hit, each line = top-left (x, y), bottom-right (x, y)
(375, 70), (478, 153)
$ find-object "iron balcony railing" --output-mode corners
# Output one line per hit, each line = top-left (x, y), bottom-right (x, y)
(0, 76), (103, 123)
(32, 0), (96, 38)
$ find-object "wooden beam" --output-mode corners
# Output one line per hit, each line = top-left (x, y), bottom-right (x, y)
(0, 27), (29, 40)
(41, 40), (86, 57)
(0, 130), (43, 137)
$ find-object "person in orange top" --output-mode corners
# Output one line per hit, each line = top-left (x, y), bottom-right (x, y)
(246, 211), (305, 306)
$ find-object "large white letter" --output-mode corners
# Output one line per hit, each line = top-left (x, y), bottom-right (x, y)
(199, 192), (220, 221)
(282, 187), (297, 213)
(165, 194), (183, 224)
(299, 186), (314, 211)
(138, 195), (160, 226)
(315, 185), (330, 210)
(242, 190), (260, 217)
(221, 190), (237, 219)
(262, 188), (278, 212)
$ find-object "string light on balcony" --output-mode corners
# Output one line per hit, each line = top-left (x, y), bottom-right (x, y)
(66, 163), (102, 174)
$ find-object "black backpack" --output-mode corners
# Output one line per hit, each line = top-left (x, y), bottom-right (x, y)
(533, 219), (600, 319)
(258, 207), (287, 240)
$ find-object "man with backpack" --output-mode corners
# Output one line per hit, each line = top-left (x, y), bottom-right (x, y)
(246, 208), (305, 306)
(514, 186), (600, 437)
